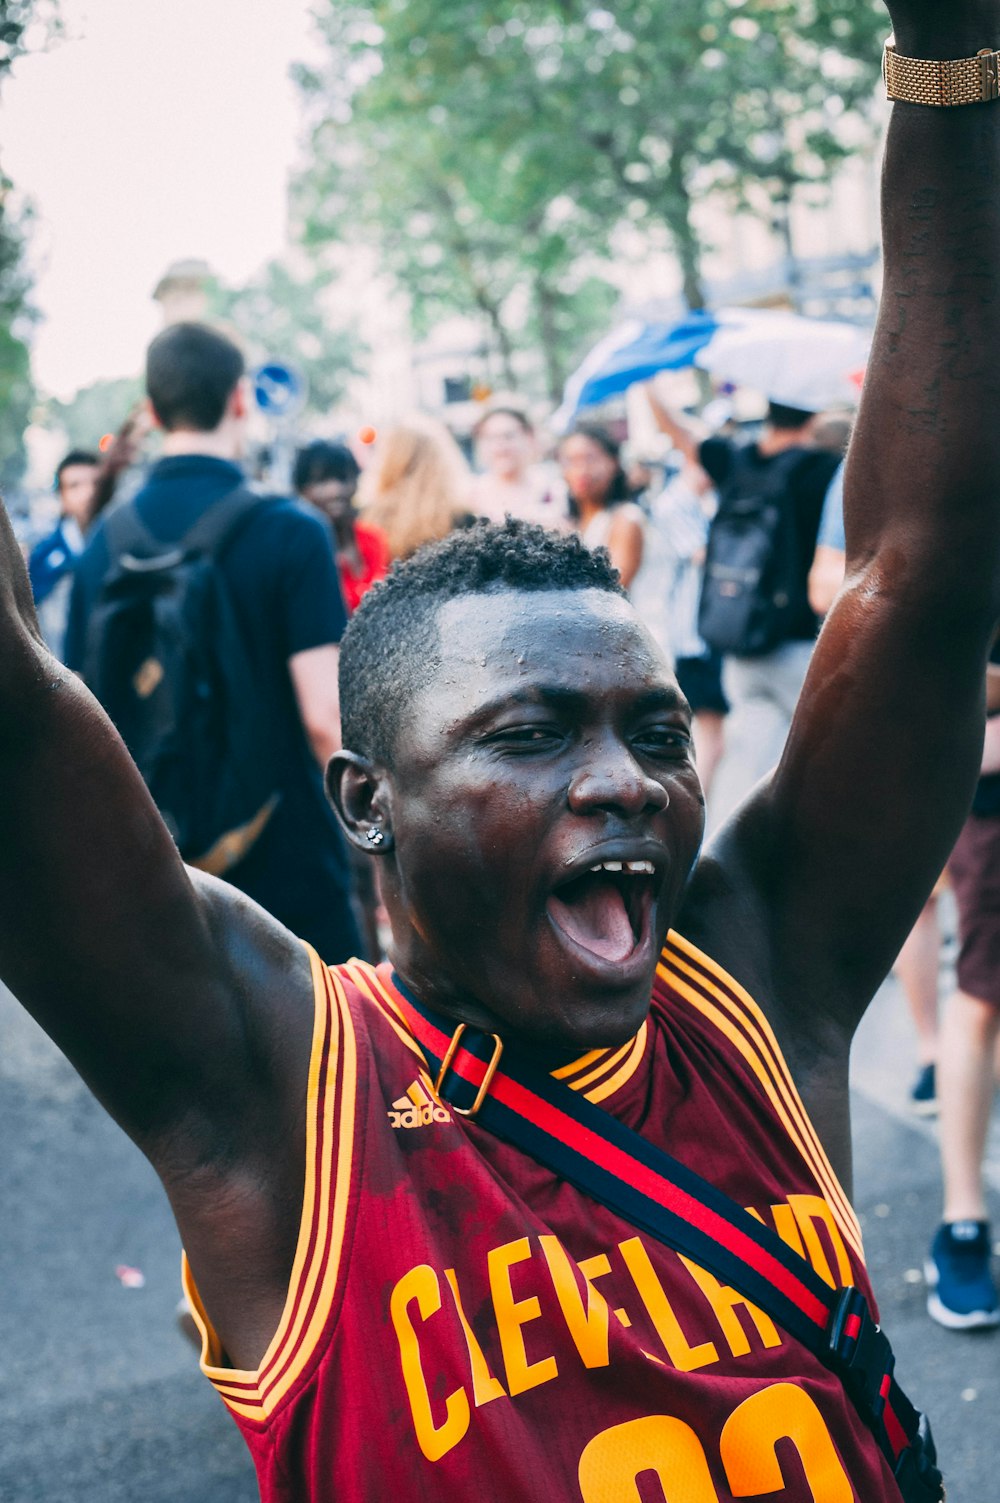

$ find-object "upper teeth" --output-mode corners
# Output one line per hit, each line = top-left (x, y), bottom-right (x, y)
(589, 860), (654, 875)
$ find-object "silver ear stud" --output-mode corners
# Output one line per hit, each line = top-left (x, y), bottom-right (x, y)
(366, 826), (386, 847)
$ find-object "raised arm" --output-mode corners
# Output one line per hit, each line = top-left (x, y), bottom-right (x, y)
(645, 383), (709, 466)
(695, 2), (1000, 1045)
(0, 498), (307, 1153)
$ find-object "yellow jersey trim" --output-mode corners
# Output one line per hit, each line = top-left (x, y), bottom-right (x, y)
(660, 932), (863, 1260)
(361, 961), (648, 1104)
(182, 942), (358, 1423)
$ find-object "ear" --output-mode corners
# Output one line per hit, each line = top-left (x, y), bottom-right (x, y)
(144, 396), (163, 432)
(326, 751), (394, 854)
(230, 380), (248, 422)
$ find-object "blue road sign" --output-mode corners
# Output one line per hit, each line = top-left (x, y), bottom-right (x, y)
(252, 361), (308, 419)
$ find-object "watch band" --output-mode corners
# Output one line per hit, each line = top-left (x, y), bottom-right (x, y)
(883, 40), (1000, 106)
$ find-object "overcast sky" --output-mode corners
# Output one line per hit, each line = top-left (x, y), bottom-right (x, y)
(3, 0), (320, 398)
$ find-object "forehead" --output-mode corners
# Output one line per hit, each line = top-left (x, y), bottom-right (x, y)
(480, 415), (526, 436)
(60, 464), (97, 485)
(417, 588), (677, 725)
(561, 434), (612, 461)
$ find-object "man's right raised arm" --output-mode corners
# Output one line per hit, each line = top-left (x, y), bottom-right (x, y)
(0, 498), (287, 1147)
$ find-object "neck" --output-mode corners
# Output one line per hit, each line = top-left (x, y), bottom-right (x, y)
(758, 426), (809, 457)
(575, 497), (605, 525)
(334, 515), (358, 550)
(160, 427), (241, 462)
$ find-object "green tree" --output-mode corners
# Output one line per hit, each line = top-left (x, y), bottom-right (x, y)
(296, 10), (621, 402)
(208, 259), (362, 418)
(0, 0), (58, 487)
(47, 375), (143, 452)
(297, 0), (887, 394)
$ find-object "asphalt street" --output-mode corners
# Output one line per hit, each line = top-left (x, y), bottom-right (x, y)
(1, 966), (997, 1503)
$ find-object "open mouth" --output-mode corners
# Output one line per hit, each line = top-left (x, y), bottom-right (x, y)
(546, 860), (656, 966)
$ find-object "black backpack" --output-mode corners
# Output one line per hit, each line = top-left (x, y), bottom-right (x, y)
(698, 448), (814, 658)
(82, 488), (281, 872)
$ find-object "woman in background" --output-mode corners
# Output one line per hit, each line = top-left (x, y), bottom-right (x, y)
(560, 425), (676, 665)
(471, 404), (565, 528)
(359, 416), (472, 560)
(294, 440), (389, 614)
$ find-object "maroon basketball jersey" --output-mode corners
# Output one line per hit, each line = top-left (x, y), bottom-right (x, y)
(183, 933), (903, 1501)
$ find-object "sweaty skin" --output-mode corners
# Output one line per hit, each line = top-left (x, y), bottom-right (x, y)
(334, 592), (704, 1050)
(3, 0), (1000, 1382)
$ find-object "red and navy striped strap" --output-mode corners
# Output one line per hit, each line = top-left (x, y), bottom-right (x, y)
(391, 979), (943, 1502)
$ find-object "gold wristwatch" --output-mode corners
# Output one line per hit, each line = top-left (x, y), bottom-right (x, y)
(883, 38), (1000, 106)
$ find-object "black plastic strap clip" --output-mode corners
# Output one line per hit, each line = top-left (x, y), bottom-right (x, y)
(826, 1285), (894, 1422)
(894, 1413), (945, 1503)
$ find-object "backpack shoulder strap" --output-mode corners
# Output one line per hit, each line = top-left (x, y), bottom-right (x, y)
(182, 485), (273, 557)
(101, 499), (164, 564)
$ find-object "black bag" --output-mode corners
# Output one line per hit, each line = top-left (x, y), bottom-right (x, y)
(698, 448), (812, 657)
(82, 487), (280, 872)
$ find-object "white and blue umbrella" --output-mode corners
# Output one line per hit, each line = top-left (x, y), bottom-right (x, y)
(553, 307), (872, 429)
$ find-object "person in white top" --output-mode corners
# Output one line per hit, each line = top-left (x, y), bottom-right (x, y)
(471, 405), (566, 528)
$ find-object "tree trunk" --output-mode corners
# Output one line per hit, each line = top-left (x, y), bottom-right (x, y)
(534, 279), (566, 406)
(772, 187), (802, 314)
(663, 150), (707, 312)
(478, 296), (517, 390)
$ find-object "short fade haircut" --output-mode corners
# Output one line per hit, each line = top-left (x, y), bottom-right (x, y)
(146, 322), (244, 433)
(340, 518), (626, 765)
(293, 439), (360, 492)
(55, 449), (99, 487)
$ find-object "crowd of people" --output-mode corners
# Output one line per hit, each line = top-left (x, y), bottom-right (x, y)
(20, 316), (998, 1355)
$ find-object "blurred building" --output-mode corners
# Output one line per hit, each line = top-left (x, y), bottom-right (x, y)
(152, 260), (213, 326)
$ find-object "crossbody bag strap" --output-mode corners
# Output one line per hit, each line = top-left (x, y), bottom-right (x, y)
(391, 980), (943, 1503)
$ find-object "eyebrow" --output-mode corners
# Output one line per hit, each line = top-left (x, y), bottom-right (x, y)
(457, 682), (687, 733)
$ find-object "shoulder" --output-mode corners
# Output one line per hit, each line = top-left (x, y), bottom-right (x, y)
(788, 448), (841, 491)
(229, 497), (337, 575)
(698, 435), (735, 484)
(245, 495), (333, 543)
(355, 519), (390, 562)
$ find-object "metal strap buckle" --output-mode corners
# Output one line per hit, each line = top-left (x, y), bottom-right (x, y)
(979, 49), (1000, 102)
(435, 1024), (504, 1119)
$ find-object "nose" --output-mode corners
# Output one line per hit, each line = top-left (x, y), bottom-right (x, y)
(566, 735), (670, 818)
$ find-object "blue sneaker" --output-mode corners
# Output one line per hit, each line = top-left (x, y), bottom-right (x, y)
(909, 1063), (938, 1117)
(925, 1222), (1000, 1330)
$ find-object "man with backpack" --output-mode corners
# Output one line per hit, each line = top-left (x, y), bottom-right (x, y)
(648, 396), (840, 827)
(64, 321), (363, 963)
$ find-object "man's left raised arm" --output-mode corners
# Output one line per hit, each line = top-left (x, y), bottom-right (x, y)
(709, 0), (1000, 1039)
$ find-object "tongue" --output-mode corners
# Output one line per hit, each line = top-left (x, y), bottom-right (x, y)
(548, 879), (636, 964)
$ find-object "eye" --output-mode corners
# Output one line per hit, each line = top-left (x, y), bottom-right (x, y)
(488, 724), (563, 752)
(633, 724), (692, 757)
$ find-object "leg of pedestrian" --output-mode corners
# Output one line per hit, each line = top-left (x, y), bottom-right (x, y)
(895, 895), (942, 1114)
(928, 806), (1000, 1330)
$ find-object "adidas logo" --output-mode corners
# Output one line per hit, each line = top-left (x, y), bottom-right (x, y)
(388, 1076), (451, 1130)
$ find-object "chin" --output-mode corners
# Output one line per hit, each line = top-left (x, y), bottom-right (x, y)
(523, 971), (655, 1055)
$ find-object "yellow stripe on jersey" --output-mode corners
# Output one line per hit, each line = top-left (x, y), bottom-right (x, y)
(659, 934), (863, 1260)
(566, 1037), (634, 1092)
(551, 1047), (608, 1080)
(584, 1023), (649, 1104)
(663, 933), (862, 1252)
(350, 961), (430, 1063)
(362, 961), (649, 1101)
(182, 942), (359, 1423)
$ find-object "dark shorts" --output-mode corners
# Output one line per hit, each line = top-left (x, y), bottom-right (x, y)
(675, 652), (729, 717)
(949, 812), (1000, 1005)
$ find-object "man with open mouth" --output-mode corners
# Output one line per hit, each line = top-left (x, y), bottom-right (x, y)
(1, 3), (998, 1499)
